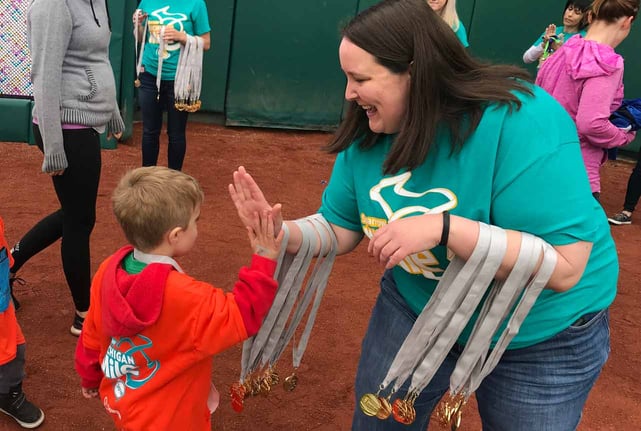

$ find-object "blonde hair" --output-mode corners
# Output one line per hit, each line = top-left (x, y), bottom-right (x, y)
(434, 0), (461, 31)
(112, 166), (204, 251)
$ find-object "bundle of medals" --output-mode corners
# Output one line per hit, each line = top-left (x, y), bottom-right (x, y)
(174, 35), (204, 112)
(229, 367), (300, 413)
(230, 215), (338, 413)
(358, 224), (557, 429)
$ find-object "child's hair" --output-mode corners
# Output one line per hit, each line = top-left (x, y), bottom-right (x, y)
(437, 0), (462, 32)
(112, 167), (204, 251)
(591, 0), (640, 22)
(566, 0), (595, 30)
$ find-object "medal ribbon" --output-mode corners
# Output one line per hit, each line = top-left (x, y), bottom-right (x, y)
(272, 215), (337, 369)
(451, 238), (557, 396)
(174, 35), (204, 111)
(239, 214), (337, 381)
(133, 10), (148, 83)
(380, 222), (498, 392)
(155, 26), (166, 100)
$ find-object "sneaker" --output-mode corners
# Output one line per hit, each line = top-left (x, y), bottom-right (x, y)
(70, 313), (85, 336)
(0, 385), (44, 429)
(608, 211), (632, 225)
(8, 275), (25, 311)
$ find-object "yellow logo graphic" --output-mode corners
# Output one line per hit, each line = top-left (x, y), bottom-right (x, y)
(364, 172), (457, 280)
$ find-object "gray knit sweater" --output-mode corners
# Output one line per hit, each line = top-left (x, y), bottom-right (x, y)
(28, 0), (125, 172)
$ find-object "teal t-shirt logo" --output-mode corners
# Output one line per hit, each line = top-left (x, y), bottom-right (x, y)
(363, 171), (457, 280)
(148, 7), (188, 59)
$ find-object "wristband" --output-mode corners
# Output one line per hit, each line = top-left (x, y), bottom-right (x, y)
(439, 211), (450, 247)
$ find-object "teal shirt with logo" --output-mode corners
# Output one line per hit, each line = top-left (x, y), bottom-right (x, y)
(319, 84), (617, 349)
(139, 0), (211, 81)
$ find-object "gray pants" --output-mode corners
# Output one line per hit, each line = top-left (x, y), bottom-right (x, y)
(0, 343), (25, 393)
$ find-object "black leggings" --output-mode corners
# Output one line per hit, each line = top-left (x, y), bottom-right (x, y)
(10, 126), (101, 312)
(623, 153), (641, 213)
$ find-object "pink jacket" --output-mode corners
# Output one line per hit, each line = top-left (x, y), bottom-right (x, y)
(536, 35), (636, 193)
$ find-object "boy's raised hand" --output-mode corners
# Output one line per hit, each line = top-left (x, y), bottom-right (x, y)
(247, 210), (284, 261)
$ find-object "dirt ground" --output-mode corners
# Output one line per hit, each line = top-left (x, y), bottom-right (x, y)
(0, 123), (640, 431)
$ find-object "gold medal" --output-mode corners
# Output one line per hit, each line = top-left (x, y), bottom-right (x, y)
(268, 368), (280, 386)
(134, 79), (141, 88)
(376, 396), (392, 420)
(283, 373), (298, 391)
(259, 377), (271, 396)
(250, 378), (261, 397)
(359, 393), (382, 417)
(436, 392), (467, 430)
(392, 398), (416, 425)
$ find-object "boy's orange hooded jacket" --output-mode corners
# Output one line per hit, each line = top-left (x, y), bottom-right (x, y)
(75, 245), (277, 430)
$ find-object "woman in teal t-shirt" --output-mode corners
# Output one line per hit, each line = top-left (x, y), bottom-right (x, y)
(523, 0), (591, 67)
(133, 0), (211, 171)
(427, 0), (469, 47)
(230, 1), (615, 430)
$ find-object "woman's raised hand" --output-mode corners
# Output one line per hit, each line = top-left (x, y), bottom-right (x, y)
(229, 166), (283, 236)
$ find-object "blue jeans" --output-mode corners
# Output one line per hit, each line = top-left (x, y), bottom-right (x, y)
(352, 271), (610, 431)
(138, 71), (189, 171)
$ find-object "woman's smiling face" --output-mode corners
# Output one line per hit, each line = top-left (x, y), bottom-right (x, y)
(339, 37), (411, 134)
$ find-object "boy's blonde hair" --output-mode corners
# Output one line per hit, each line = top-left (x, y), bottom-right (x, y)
(112, 167), (204, 251)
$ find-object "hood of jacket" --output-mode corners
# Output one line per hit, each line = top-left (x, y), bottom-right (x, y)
(563, 35), (623, 80)
(101, 246), (173, 337)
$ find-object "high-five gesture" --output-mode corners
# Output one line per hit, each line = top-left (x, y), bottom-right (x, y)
(229, 166), (283, 236)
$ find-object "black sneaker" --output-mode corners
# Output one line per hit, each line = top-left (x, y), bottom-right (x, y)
(70, 313), (85, 337)
(8, 275), (25, 311)
(608, 211), (632, 225)
(0, 385), (44, 429)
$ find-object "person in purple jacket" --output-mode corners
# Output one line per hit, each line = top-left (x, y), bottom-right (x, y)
(536, 0), (638, 202)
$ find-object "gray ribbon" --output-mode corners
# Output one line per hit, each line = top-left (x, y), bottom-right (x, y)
(381, 222), (499, 392)
(239, 214), (337, 381)
(405, 225), (506, 394)
(378, 223), (558, 401)
(133, 10), (148, 82)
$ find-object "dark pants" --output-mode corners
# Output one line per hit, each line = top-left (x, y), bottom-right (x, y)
(0, 344), (25, 393)
(138, 71), (189, 171)
(623, 153), (641, 212)
(10, 126), (100, 312)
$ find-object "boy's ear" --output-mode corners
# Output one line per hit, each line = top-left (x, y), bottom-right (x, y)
(167, 226), (183, 245)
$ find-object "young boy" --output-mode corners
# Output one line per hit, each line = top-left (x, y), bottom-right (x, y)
(0, 216), (45, 429)
(75, 167), (283, 430)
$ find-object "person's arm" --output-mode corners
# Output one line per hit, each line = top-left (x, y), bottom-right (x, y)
(367, 213), (591, 293)
(229, 166), (364, 257)
(576, 71), (636, 149)
(28, 0), (72, 174)
(74, 333), (101, 398)
(162, 28), (211, 50)
(523, 25), (556, 64)
(523, 44), (544, 63)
